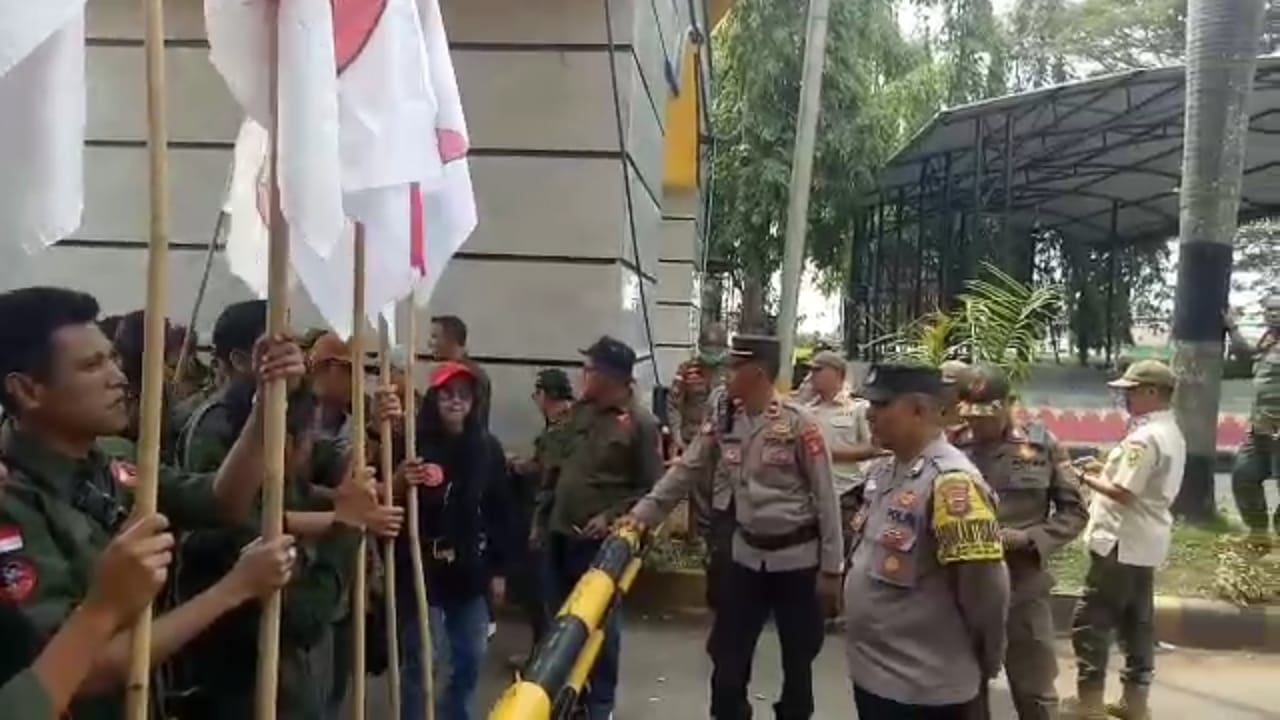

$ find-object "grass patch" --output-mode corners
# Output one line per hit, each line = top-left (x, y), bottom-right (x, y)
(1049, 524), (1280, 605)
(648, 524), (1280, 606)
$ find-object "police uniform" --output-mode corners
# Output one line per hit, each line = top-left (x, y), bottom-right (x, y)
(632, 335), (843, 720)
(955, 365), (1088, 720)
(547, 336), (662, 719)
(0, 430), (228, 720)
(1228, 304), (1280, 539)
(803, 351), (873, 555)
(1069, 361), (1184, 719)
(843, 365), (1010, 717)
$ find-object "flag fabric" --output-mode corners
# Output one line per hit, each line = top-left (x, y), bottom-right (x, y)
(215, 0), (476, 339)
(0, 1), (87, 257)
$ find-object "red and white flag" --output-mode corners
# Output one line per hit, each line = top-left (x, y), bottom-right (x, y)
(0, 1), (87, 256)
(213, 0), (476, 339)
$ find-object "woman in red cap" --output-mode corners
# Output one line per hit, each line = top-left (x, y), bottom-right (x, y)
(396, 361), (513, 720)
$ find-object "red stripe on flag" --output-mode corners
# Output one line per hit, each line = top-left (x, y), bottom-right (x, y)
(409, 182), (425, 275)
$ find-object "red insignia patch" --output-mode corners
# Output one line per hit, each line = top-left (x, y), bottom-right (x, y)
(111, 460), (138, 488)
(0, 557), (37, 603)
(802, 425), (825, 456)
(617, 412), (632, 430)
(0, 526), (23, 554)
(423, 463), (445, 488)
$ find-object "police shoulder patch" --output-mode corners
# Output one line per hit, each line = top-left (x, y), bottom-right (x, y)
(931, 471), (1002, 565)
(801, 423), (825, 456)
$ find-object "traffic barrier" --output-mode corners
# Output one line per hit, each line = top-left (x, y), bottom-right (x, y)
(488, 526), (648, 720)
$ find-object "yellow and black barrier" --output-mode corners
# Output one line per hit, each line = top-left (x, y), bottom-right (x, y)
(488, 525), (649, 720)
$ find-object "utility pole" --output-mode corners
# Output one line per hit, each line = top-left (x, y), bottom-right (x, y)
(1170, 0), (1266, 520)
(776, 0), (832, 390)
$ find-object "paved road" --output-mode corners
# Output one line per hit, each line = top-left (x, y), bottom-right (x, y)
(360, 617), (1280, 719)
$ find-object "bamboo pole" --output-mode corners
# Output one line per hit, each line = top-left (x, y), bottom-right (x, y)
(349, 227), (369, 720)
(125, 0), (172, 716)
(403, 297), (436, 720)
(378, 318), (402, 717)
(253, 1), (290, 716)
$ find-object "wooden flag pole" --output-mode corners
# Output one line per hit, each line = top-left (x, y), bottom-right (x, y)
(403, 297), (436, 720)
(377, 319), (402, 717)
(253, 0), (291, 716)
(350, 226), (369, 720)
(125, 0), (172, 716)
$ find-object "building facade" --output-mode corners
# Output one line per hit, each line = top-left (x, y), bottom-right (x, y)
(5, 0), (726, 444)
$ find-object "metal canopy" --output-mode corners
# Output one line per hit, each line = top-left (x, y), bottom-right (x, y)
(873, 56), (1280, 246)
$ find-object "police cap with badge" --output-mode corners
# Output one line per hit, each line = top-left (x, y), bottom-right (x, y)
(729, 334), (782, 377)
(859, 363), (945, 403)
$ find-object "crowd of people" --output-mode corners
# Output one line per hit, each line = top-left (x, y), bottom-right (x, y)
(1, 282), (1276, 720)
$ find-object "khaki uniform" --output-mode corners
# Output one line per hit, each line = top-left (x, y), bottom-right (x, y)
(633, 394), (843, 719)
(843, 435), (1010, 710)
(956, 423), (1088, 720)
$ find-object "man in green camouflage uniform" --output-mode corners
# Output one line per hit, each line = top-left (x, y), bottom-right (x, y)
(1227, 294), (1280, 542)
(667, 323), (730, 453)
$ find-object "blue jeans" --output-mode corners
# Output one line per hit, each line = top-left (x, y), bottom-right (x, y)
(399, 596), (490, 720)
(549, 533), (619, 718)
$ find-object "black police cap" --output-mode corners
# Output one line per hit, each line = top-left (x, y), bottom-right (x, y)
(580, 335), (637, 378)
(859, 363), (945, 403)
(729, 334), (781, 364)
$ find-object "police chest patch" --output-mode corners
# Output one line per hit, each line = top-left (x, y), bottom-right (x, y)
(932, 473), (1002, 565)
(802, 425), (825, 456)
(762, 445), (792, 466)
(723, 445), (743, 464)
(0, 557), (37, 603)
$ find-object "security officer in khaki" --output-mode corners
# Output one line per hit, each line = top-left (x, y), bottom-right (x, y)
(546, 336), (662, 720)
(624, 334), (844, 720)
(844, 364), (1010, 718)
(0, 287), (301, 720)
(954, 364), (1088, 720)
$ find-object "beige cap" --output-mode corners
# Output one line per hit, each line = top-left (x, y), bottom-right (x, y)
(809, 350), (847, 375)
(939, 359), (972, 385)
(1107, 359), (1175, 389)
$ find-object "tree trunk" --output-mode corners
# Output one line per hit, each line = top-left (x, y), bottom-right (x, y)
(1170, 0), (1267, 522)
(740, 270), (768, 332)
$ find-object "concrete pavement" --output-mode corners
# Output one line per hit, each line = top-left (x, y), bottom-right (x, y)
(360, 618), (1280, 719)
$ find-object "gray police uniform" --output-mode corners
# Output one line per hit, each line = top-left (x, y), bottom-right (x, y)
(844, 435), (1010, 713)
(633, 389), (843, 719)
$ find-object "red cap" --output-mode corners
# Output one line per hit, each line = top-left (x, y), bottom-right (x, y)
(429, 361), (476, 389)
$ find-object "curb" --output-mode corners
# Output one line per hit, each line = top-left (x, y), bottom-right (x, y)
(627, 569), (1280, 652)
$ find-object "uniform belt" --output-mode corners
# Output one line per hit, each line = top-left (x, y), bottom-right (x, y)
(739, 524), (819, 551)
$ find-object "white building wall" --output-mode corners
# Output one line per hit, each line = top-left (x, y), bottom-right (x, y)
(0, 0), (706, 448)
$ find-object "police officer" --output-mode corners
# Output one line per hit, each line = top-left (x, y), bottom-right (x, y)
(0, 287), (299, 720)
(954, 364), (1088, 720)
(844, 364), (1010, 718)
(668, 323), (731, 454)
(547, 336), (662, 720)
(625, 334), (843, 720)
(940, 359), (973, 441)
(1225, 295), (1280, 545)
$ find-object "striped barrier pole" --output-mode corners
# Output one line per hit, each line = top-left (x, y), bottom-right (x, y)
(488, 526), (647, 720)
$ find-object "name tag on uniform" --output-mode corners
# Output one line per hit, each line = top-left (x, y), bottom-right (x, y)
(762, 444), (792, 466)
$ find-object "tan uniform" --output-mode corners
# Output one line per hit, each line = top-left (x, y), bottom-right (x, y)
(843, 435), (1010, 709)
(632, 394), (843, 719)
(956, 423), (1088, 720)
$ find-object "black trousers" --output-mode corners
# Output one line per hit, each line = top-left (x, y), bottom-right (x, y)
(853, 685), (970, 719)
(708, 562), (824, 720)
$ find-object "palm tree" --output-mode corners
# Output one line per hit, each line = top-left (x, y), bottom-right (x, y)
(1170, 0), (1267, 521)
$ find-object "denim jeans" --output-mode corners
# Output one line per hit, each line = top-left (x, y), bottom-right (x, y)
(400, 596), (490, 720)
(549, 533), (619, 719)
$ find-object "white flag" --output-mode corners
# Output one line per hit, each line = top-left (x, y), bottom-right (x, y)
(0, 1), (87, 256)
(216, 0), (476, 339)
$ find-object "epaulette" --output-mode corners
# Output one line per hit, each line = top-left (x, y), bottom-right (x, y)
(1022, 422), (1049, 447)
